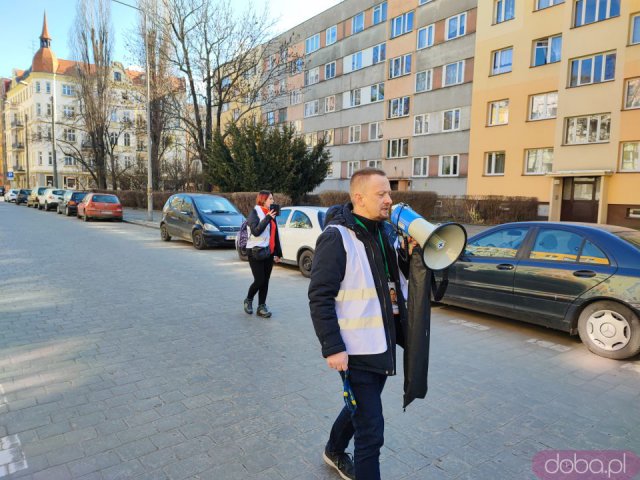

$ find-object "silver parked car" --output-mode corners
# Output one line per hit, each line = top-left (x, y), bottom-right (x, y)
(39, 188), (66, 211)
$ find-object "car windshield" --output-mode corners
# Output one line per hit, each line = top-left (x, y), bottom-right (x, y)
(318, 211), (326, 229)
(52, 190), (65, 195)
(194, 197), (238, 214)
(72, 193), (87, 200)
(92, 195), (119, 203)
(616, 231), (640, 251)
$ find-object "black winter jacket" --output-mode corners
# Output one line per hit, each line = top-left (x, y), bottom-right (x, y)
(308, 203), (409, 376)
(247, 207), (283, 258)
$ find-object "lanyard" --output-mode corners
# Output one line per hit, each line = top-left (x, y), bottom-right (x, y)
(354, 217), (390, 280)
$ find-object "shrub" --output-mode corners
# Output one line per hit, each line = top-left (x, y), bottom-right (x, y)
(317, 190), (350, 207)
(435, 195), (538, 224)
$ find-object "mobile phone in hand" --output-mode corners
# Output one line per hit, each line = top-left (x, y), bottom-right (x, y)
(270, 203), (280, 216)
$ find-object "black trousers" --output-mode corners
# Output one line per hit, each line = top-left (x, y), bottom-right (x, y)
(327, 368), (387, 479)
(247, 255), (274, 305)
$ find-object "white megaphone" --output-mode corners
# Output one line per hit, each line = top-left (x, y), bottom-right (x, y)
(390, 203), (467, 271)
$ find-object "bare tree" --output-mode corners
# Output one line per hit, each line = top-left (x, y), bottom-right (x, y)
(159, 0), (295, 174)
(69, 0), (114, 189)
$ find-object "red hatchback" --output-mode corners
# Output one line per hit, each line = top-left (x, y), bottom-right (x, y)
(77, 193), (123, 222)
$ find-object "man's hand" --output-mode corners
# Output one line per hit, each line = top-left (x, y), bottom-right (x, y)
(274, 256), (281, 263)
(326, 351), (348, 371)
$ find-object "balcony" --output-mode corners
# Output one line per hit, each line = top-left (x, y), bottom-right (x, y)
(11, 119), (24, 128)
(12, 142), (25, 150)
(81, 140), (93, 150)
(136, 145), (146, 152)
(12, 165), (25, 172)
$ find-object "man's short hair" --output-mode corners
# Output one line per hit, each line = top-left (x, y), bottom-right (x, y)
(349, 168), (387, 197)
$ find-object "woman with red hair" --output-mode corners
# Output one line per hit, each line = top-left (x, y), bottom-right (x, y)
(244, 190), (282, 318)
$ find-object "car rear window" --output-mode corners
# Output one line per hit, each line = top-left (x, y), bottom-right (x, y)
(72, 192), (87, 200)
(92, 195), (119, 203)
(617, 231), (640, 251)
(52, 190), (65, 195)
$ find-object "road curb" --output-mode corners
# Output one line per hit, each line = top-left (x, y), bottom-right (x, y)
(123, 218), (159, 229)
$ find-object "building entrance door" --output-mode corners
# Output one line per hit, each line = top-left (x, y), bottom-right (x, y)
(560, 177), (599, 223)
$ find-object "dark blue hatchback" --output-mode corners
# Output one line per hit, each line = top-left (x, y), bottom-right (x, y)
(160, 193), (244, 250)
(438, 222), (640, 360)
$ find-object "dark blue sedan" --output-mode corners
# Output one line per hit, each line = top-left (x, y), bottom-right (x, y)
(439, 222), (640, 360)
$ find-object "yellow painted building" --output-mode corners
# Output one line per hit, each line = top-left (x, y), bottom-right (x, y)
(468, 0), (640, 228)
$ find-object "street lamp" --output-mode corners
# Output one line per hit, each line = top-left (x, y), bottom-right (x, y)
(112, 0), (153, 221)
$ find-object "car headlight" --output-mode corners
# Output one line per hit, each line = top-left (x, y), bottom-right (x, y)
(203, 223), (219, 232)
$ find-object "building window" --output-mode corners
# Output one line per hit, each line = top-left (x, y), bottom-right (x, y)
(525, 148), (554, 174)
(323, 129), (334, 146)
(574, 0), (620, 27)
(352, 12), (365, 34)
(63, 106), (75, 118)
(373, 43), (386, 64)
(485, 152), (505, 175)
(304, 100), (320, 117)
(373, 2), (387, 25)
(351, 51), (363, 71)
(291, 58), (304, 75)
(446, 12), (467, 40)
(632, 14), (640, 44)
(495, 0), (515, 23)
(347, 161), (360, 177)
(348, 125), (361, 143)
(265, 111), (275, 125)
(35, 103), (42, 116)
(414, 114), (430, 135)
(391, 12), (414, 38)
(45, 82), (51, 94)
(35, 82), (41, 93)
(369, 122), (383, 141)
(533, 35), (562, 66)
(48, 152), (53, 165)
(367, 160), (382, 169)
(326, 25), (337, 46)
(305, 67), (320, 86)
(47, 103), (52, 116)
(64, 156), (75, 166)
(389, 54), (412, 78)
(38, 152), (43, 165)
(325, 95), (336, 113)
(443, 109), (461, 131)
(439, 155), (459, 176)
(443, 61), (465, 86)
(124, 133), (131, 146)
(416, 70), (433, 92)
(371, 82), (385, 102)
(325, 62), (336, 80)
(387, 139), (409, 158)
(64, 129), (76, 142)
(305, 34), (320, 55)
(413, 157), (429, 177)
(569, 52), (616, 87)
(488, 100), (509, 126)
(529, 92), (558, 120)
(349, 89), (361, 107)
(536, 0), (564, 9)
(621, 142), (640, 171)
(290, 89), (302, 105)
(625, 78), (640, 109)
(417, 24), (434, 49)
(114, 71), (122, 82)
(565, 113), (611, 144)
(388, 97), (410, 118)
(492, 47), (513, 75)
(62, 84), (75, 96)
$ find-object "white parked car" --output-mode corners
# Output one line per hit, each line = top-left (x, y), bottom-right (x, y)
(4, 189), (19, 202)
(39, 188), (66, 211)
(237, 206), (328, 277)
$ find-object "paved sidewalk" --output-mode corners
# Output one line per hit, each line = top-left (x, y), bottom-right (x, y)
(123, 208), (160, 229)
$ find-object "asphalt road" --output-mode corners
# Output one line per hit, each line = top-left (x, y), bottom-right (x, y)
(0, 200), (639, 480)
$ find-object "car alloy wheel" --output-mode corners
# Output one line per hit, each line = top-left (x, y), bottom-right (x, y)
(192, 231), (205, 250)
(160, 224), (172, 241)
(578, 300), (640, 360)
(298, 250), (314, 278)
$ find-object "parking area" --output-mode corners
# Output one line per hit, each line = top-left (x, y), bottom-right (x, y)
(0, 201), (639, 479)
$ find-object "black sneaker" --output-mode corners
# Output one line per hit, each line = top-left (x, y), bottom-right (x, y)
(323, 447), (355, 480)
(243, 298), (253, 315)
(256, 304), (272, 318)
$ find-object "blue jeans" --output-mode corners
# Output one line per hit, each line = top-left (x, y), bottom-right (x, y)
(327, 368), (387, 480)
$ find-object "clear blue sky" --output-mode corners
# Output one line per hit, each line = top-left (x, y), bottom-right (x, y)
(0, 0), (342, 78)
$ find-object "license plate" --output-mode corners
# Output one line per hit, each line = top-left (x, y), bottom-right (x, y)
(102, 211), (113, 214)
(225, 235), (236, 240)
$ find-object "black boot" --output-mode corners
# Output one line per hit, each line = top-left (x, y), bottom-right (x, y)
(243, 298), (253, 315)
(256, 304), (272, 318)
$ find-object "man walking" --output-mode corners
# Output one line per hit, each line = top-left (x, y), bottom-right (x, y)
(309, 168), (410, 480)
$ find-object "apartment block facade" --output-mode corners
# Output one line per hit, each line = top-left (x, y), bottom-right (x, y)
(468, 0), (640, 228)
(3, 15), (183, 191)
(263, 0), (477, 195)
